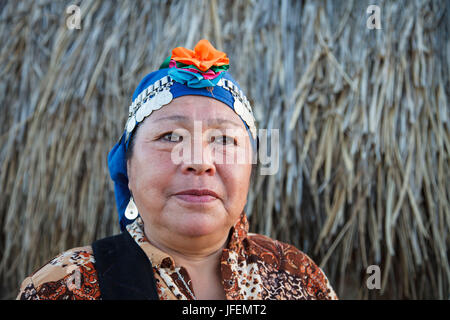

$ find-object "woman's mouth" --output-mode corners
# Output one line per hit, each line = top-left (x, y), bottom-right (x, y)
(173, 189), (220, 203)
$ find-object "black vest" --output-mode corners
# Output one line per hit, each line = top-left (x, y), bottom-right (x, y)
(92, 231), (159, 300)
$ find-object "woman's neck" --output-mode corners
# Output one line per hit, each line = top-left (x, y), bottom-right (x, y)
(143, 225), (228, 299)
(144, 222), (229, 256)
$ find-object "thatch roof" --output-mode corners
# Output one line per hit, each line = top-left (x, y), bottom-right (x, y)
(0, 0), (448, 299)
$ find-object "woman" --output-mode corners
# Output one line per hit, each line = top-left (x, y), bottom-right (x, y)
(17, 40), (337, 300)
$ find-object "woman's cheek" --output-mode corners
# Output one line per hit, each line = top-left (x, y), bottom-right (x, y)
(222, 166), (250, 207)
(136, 153), (174, 189)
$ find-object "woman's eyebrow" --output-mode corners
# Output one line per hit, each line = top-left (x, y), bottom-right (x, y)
(153, 115), (243, 128)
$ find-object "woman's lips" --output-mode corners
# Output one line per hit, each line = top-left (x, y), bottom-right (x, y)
(174, 194), (218, 203)
(173, 189), (219, 203)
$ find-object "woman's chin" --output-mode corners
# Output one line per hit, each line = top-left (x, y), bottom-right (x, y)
(160, 198), (226, 237)
(169, 212), (225, 237)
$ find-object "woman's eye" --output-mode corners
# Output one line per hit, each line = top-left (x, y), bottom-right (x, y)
(161, 132), (183, 142)
(211, 135), (236, 145)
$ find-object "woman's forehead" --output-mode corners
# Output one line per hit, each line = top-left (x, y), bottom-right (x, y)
(144, 95), (246, 129)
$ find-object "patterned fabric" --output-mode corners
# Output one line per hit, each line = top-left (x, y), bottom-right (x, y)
(17, 214), (338, 300)
(17, 247), (100, 300)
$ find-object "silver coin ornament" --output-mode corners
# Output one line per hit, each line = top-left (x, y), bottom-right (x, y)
(233, 98), (257, 139)
(126, 115), (136, 134)
(233, 99), (244, 117)
(135, 101), (148, 122)
(153, 89), (173, 110)
(161, 89), (173, 105)
(234, 99), (248, 125)
(143, 98), (155, 115)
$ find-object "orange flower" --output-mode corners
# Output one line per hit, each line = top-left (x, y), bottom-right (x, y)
(171, 39), (229, 72)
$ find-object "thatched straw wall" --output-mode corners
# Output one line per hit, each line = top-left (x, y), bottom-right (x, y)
(0, 0), (448, 299)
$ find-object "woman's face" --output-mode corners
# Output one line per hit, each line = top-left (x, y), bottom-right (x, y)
(127, 95), (253, 241)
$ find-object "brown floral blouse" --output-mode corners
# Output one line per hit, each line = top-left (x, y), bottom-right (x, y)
(17, 214), (338, 300)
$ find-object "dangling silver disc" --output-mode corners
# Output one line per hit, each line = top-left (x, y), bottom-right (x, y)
(153, 90), (173, 110)
(126, 115), (136, 133)
(142, 99), (154, 117)
(124, 198), (139, 220)
(135, 102), (147, 122)
(234, 99), (245, 119)
(160, 89), (173, 105)
(152, 92), (163, 110)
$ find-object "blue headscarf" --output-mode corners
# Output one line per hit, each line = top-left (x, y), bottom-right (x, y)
(108, 42), (257, 231)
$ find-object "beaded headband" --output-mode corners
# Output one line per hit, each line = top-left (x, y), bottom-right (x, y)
(125, 75), (257, 142)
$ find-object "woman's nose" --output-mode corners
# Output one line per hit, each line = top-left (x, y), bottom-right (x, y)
(180, 140), (216, 175)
